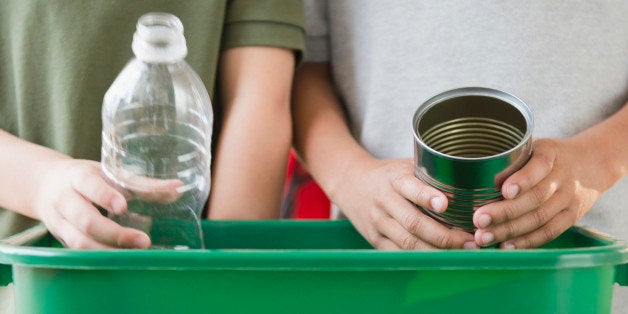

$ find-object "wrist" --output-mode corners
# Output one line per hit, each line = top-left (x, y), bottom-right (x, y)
(572, 104), (628, 187)
(569, 131), (624, 191)
(30, 155), (72, 217)
(321, 151), (377, 202)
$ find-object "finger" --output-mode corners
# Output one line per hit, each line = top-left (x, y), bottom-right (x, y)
(498, 207), (577, 249)
(45, 208), (115, 249)
(474, 192), (568, 247)
(372, 236), (403, 251)
(474, 175), (560, 228)
(391, 171), (447, 213)
(112, 164), (185, 204)
(349, 219), (402, 250)
(501, 140), (557, 200)
(127, 177), (185, 204)
(72, 168), (127, 215)
(384, 195), (475, 249)
(373, 213), (437, 250)
(353, 221), (402, 250)
(58, 193), (151, 248)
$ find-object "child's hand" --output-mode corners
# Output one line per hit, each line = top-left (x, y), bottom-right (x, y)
(32, 159), (151, 249)
(333, 158), (477, 250)
(473, 137), (616, 249)
(114, 167), (185, 204)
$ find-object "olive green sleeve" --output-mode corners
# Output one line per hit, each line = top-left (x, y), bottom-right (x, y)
(222, 0), (306, 62)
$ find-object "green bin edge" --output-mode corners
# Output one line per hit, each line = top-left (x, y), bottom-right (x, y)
(0, 224), (48, 286)
(616, 249), (628, 285)
(0, 220), (627, 286)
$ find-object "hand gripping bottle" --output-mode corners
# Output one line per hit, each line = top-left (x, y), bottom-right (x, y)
(101, 13), (212, 249)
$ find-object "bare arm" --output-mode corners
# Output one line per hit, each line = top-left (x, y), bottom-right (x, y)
(0, 129), (69, 217)
(208, 47), (295, 219)
(292, 63), (476, 250)
(290, 64), (371, 195)
(474, 103), (628, 248)
(0, 129), (150, 248)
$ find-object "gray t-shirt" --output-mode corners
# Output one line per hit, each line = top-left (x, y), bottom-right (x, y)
(304, 0), (627, 311)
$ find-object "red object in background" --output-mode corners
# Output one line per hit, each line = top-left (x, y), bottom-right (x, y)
(281, 151), (331, 219)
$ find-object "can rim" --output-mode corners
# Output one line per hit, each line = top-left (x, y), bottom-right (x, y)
(412, 87), (534, 161)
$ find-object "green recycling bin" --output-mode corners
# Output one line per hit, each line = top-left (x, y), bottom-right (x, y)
(0, 220), (627, 314)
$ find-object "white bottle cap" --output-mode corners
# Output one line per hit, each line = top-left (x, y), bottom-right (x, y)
(132, 13), (188, 63)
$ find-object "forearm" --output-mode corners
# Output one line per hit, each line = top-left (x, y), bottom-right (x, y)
(291, 63), (374, 200)
(0, 129), (70, 219)
(208, 47), (295, 219)
(570, 103), (628, 188)
(209, 102), (291, 219)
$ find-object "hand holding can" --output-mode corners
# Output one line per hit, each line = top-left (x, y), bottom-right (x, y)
(412, 87), (534, 235)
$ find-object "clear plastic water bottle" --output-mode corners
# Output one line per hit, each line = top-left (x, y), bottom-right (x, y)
(101, 13), (212, 249)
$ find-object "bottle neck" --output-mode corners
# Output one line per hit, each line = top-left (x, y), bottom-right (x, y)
(132, 13), (188, 64)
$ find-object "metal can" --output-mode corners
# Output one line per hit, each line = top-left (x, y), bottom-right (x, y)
(412, 87), (534, 233)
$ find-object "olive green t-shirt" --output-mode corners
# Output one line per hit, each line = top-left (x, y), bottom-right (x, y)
(0, 0), (305, 238)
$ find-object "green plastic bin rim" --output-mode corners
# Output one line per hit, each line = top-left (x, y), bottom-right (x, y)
(0, 221), (626, 276)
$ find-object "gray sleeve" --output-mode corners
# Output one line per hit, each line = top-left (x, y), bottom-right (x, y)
(303, 0), (329, 62)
